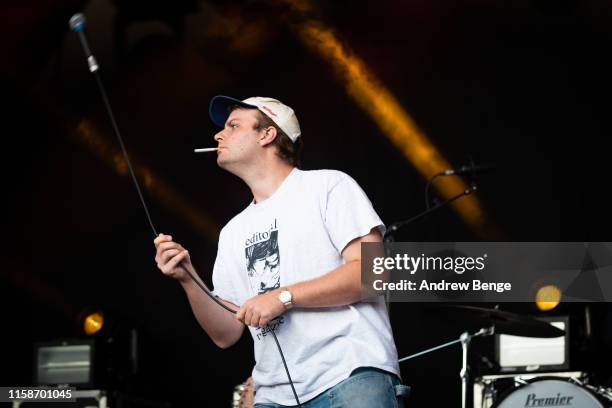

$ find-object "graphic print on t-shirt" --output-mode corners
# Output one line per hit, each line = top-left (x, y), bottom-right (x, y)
(244, 219), (285, 340)
(245, 219), (280, 295)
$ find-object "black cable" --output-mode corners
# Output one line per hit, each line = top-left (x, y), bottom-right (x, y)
(185, 268), (301, 406)
(83, 43), (302, 408)
(271, 330), (301, 405)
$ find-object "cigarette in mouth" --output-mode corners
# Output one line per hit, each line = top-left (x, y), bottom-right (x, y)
(194, 147), (219, 153)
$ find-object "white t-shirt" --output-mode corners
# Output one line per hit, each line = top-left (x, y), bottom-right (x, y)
(212, 168), (400, 405)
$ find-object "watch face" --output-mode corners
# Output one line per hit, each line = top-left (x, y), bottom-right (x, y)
(280, 291), (291, 302)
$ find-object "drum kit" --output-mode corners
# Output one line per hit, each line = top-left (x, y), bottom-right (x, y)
(398, 305), (612, 408)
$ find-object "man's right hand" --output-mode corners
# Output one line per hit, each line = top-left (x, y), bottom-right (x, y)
(154, 233), (193, 283)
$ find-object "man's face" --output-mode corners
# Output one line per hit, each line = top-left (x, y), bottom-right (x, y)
(213, 108), (262, 170)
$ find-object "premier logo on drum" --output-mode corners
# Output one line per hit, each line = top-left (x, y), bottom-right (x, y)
(524, 392), (574, 406)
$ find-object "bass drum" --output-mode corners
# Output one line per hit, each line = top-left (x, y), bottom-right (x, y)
(493, 378), (608, 408)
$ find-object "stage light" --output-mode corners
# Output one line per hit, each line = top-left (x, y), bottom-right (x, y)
(84, 311), (105, 335)
(535, 284), (561, 311)
(290, 17), (488, 235)
(35, 339), (95, 387)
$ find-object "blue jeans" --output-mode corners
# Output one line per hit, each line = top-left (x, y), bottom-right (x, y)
(255, 367), (410, 408)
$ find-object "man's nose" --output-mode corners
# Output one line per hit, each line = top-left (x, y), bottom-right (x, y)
(214, 131), (223, 142)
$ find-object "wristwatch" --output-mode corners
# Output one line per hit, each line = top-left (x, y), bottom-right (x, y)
(278, 288), (294, 310)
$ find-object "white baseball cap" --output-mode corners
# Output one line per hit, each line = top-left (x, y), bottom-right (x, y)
(209, 95), (301, 142)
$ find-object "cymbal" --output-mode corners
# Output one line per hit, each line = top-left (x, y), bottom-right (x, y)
(435, 305), (565, 338)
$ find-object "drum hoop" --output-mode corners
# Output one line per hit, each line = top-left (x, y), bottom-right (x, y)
(490, 376), (605, 408)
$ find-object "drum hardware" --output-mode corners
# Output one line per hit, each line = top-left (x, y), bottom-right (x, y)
(399, 326), (494, 408)
(514, 378), (529, 386)
(570, 377), (612, 402)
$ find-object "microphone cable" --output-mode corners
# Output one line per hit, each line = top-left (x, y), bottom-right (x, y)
(68, 13), (302, 407)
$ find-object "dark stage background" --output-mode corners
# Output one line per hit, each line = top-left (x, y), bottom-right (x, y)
(1, 0), (612, 407)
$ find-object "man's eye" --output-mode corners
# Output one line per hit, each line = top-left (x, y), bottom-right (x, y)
(230, 123), (239, 129)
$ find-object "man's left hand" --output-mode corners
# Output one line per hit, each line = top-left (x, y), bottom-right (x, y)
(236, 290), (285, 327)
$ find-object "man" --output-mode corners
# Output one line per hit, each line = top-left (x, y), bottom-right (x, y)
(154, 96), (408, 407)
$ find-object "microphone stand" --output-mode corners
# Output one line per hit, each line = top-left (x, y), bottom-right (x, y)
(385, 182), (480, 408)
(382, 184), (477, 308)
(384, 184), (477, 242)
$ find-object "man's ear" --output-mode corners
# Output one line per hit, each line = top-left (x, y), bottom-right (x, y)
(259, 126), (278, 147)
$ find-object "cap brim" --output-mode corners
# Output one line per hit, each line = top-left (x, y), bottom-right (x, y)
(209, 95), (258, 128)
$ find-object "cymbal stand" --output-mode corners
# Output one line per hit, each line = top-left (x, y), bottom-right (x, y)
(398, 326), (494, 408)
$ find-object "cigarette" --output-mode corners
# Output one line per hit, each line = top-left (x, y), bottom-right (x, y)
(194, 147), (219, 153)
